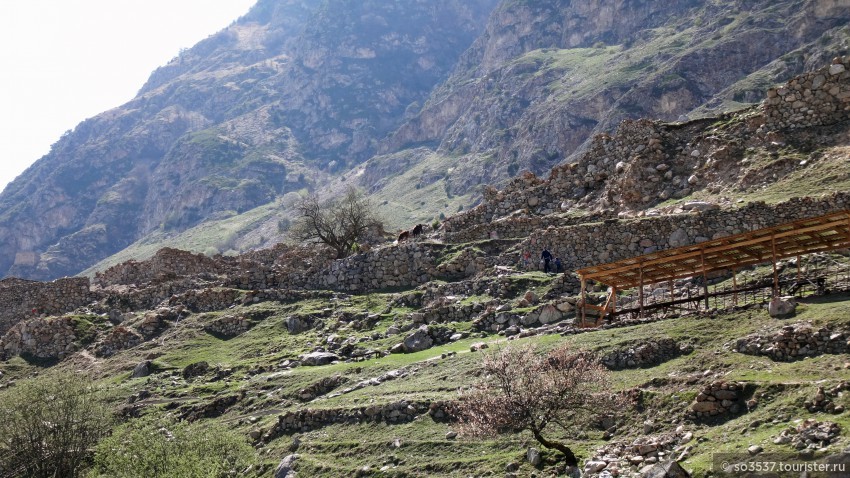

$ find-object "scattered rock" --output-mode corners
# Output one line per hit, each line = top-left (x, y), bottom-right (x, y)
(768, 297), (796, 317)
(402, 326), (433, 353)
(642, 461), (691, 478)
(131, 360), (152, 378)
(182, 361), (210, 379)
(527, 447), (542, 466)
(274, 454), (299, 478)
(300, 352), (340, 366)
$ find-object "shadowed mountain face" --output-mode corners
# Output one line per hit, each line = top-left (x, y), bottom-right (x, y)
(0, 0), (498, 279)
(1, 0), (849, 280)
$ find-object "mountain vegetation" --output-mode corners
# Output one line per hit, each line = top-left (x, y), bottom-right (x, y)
(2, 1), (850, 477)
(2, 0), (850, 280)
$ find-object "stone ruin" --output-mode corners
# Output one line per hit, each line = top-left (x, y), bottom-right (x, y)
(688, 381), (747, 419)
(734, 322), (850, 361)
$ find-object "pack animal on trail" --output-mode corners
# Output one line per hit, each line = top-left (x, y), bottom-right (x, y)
(397, 230), (410, 243)
(411, 224), (425, 238)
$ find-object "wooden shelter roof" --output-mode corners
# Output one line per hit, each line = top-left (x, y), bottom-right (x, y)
(576, 210), (850, 289)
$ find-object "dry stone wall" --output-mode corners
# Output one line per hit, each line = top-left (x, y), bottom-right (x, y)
(689, 381), (746, 419)
(0, 316), (77, 360)
(734, 322), (849, 361)
(94, 248), (236, 287)
(205, 314), (254, 337)
(0, 277), (94, 335)
(601, 338), (690, 370)
(444, 210), (612, 243)
(265, 400), (430, 439)
(99, 278), (219, 313)
(765, 56), (850, 130)
(167, 287), (243, 312)
(312, 243), (440, 292)
(521, 192), (850, 274)
(94, 326), (143, 357)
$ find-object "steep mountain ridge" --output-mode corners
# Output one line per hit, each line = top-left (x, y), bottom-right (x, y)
(2, 0), (850, 281)
(0, 0), (497, 280)
(384, 0), (850, 190)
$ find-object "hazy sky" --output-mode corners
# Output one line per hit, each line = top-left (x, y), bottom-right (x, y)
(0, 0), (256, 193)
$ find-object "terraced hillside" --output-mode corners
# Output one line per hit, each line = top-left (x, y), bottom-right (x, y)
(2, 60), (850, 477)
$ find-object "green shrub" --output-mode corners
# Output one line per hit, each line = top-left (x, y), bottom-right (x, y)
(0, 373), (112, 478)
(89, 416), (255, 478)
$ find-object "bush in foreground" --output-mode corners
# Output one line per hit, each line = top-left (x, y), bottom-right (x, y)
(0, 373), (112, 478)
(89, 415), (255, 478)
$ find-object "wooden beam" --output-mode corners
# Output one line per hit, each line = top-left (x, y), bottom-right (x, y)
(638, 263), (644, 319)
(701, 250), (709, 309)
(580, 275), (586, 326)
(732, 268), (738, 305)
(772, 234), (779, 297)
(577, 214), (850, 281)
(591, 237), (850, 289)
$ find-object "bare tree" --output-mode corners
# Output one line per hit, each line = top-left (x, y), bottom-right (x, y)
(289, 187), (383, 259)
(453, 343), (621, 466)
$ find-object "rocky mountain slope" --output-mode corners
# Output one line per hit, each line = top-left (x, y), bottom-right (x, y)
(1, 58), (850, 477)
(2, 0), (850, 282)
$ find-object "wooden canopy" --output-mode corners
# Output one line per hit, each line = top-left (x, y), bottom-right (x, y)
(576, 210), (850, 289)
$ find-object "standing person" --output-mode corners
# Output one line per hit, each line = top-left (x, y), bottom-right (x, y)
(555, 257), (562, 273)
(541, 248), (553, 273)
(522, 250), (531, 269)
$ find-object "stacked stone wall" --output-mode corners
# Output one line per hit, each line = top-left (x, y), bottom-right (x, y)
(735, 323), (849, 361)
(521, 192), (850, 274)
(601, 339), (689, 370)
(204, 315), (254, 337)
(311, 243), (440, 292)
(265, 400), (430, 439)
(94, 248), (238, 287)
(765, 56), (850, 130)
(167, 287), (243, 312)
(94, 326), (143, 357)
(99, 278), (220, 313)
(440, 117), (716, 235)
(444, 210), (612, 243)
(0, 277), (93, 335)
(0, 316), (77, 360)
(689, 381), (746, 419)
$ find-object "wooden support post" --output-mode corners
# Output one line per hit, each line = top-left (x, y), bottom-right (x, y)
(701, 250), (709, 310)
(796, 254), (802, 282)
(638, 264), (644, 319)
(611, 286), (617, 317)
(580, 275), (587, 327)
(732, 268), (738, 306)
(771, 234), (779, 297)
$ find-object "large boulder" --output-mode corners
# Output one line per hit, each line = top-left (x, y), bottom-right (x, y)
(286, 316), (310, 334)
(768, 297), (796, 317)
(642, 461), (690, 478)
(274, 454), (300, 478)
(300, 351), (339, 366)
(403, 326), (433, 353)
(537, 304), (563, 324)
(131, 360), (152, 378)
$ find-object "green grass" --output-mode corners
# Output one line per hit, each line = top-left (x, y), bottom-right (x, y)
(6, 279), (850, 478)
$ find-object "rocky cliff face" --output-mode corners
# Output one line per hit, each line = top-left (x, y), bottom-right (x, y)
(1, 0), (849, 280)
(384, 0), (850, 191)
(0, 0), (497, 280)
